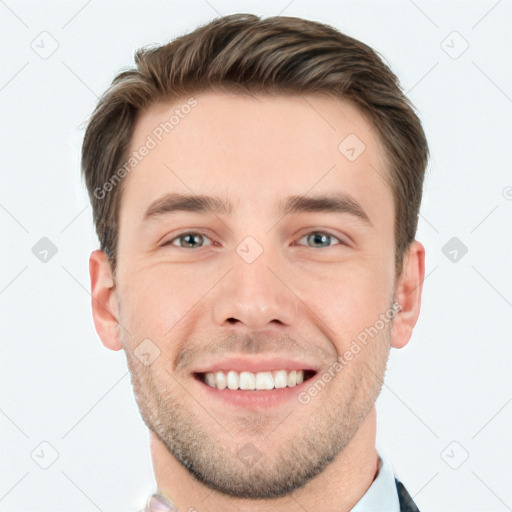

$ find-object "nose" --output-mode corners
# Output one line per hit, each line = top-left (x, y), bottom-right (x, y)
(212, 253), (298, 331)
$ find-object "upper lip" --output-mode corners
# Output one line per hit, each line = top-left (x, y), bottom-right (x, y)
(190, 355), (320, 375)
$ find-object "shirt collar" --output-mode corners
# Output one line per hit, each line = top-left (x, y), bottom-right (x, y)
(351, 454), (400, 512)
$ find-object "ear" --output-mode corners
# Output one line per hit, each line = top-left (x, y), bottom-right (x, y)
(390, 240), (425, 349)
(89, 250), (123, 351)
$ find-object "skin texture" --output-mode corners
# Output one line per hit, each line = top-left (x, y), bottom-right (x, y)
(89, 91), (425, 511)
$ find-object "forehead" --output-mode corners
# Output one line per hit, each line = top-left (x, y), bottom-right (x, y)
(121, 91), (392, 225)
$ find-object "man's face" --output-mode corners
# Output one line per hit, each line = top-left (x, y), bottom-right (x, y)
(114, 91), (398, 498)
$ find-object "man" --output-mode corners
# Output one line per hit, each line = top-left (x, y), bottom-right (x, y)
(82, 13), (427, 512)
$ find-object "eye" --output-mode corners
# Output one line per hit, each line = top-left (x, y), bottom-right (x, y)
(163, 231), (213, 249)
(294, 231), (345, 249)
(162, 230), (346, 250)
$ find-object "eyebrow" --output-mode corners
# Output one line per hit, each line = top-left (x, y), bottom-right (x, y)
(143, 192), (372, 225)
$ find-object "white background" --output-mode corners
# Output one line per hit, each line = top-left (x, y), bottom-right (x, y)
(1, 0), (511, 510)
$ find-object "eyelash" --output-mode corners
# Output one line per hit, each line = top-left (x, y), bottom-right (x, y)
(162, 230), (346, 249)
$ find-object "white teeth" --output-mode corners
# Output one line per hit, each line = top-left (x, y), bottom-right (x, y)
(215, 371), (227, 390)
(287, 370), (297, 387)
(273, 370), (287, 389)
(227, 370), (239, 390)
(239, 371), (256, 390)
(203, 369), (307, 390)
(255, 371), (273, 390)
(205, 373), (216, 387)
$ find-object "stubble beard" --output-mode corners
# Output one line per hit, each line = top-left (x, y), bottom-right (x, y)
(123, 323), (391, 499)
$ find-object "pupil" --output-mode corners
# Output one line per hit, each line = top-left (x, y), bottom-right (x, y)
(310, 233), (329, 247)
(185, 233), (201, 247)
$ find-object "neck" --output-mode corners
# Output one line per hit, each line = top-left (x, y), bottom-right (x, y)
(150, 406), (379, 512)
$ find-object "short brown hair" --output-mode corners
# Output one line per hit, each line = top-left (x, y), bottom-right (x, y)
(81, 13), (429, 279)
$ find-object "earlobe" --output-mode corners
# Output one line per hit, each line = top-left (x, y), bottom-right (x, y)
(89, 250), (123, 351)
(390, 240), (425, 349)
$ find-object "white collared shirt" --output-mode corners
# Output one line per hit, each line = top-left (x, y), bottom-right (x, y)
(351, 455), (400, 512)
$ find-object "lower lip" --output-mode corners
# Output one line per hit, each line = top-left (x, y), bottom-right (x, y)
(193, 374), (313, 409)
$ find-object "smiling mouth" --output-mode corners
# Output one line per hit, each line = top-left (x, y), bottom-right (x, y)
(194, 369), (317, 391)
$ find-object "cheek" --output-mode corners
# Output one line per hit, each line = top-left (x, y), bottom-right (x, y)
(117, 265), (197, 342)
(297, 252), (394, 348)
